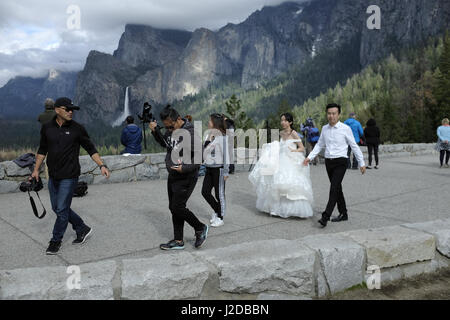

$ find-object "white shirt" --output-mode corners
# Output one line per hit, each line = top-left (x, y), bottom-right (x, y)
(307, 121), (365, 167)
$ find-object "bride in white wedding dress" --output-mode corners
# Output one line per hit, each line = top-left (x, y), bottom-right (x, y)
(249, 113), (314, 218)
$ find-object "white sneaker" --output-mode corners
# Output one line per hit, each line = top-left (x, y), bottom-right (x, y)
(210, 212), (218, 223)
(211, 218), (224, 227)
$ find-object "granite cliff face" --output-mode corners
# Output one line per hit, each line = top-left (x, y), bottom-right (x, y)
(359, 0), (450, 66)
(131, 28), (237, 106)
(73, 0), (450, 124)
(74, 51), (141, 124)
(113, 25), (192, 70)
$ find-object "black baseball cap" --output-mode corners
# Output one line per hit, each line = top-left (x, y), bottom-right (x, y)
(54, 97), (80, 110)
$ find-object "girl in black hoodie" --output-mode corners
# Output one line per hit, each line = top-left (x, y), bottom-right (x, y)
(364, 119), (381, 169)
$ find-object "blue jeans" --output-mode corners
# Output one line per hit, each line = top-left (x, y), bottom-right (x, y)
(48, 178), (87, 242)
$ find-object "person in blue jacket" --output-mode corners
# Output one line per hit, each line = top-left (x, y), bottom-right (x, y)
(344, 112), (364, 169)
(121, 116), (143, 154)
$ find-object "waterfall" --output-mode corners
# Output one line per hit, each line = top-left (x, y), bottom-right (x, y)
(112, 86), (130, 127)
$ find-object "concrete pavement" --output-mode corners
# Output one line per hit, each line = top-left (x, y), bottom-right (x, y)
(0, 154), (449, 271)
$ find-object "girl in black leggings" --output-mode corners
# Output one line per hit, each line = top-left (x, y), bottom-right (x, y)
(202, 114), (230, 227)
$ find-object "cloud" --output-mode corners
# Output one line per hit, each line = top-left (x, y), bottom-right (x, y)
(0, 0), (306, 87)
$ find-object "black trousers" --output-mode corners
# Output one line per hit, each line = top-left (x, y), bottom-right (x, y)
(440, 150), (450, 166)
(367, 143), (379, 166)
(324, 158), (348, 220)
(201, 167), (226, 219)
(168, 176), (204, 241)
(347, 146), (358, 169)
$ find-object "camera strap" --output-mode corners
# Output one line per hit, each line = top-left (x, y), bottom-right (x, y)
(28, 191), (46, 219)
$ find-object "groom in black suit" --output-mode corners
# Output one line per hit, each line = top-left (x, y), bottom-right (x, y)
(303, 103), (366, 227)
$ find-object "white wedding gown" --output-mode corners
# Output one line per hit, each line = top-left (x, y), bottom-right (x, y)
(249, 139), (314, 218)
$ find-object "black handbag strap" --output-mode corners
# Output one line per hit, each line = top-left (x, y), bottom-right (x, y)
(28, 191), (46, 219)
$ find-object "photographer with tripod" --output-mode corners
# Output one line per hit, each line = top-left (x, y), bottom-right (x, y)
(148, 105), (208, 250)
(31, 97), (110, 255)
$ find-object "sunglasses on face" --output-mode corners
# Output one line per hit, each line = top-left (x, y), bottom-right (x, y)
(165, 125), (175, 130)
(58, 107), (73, 113)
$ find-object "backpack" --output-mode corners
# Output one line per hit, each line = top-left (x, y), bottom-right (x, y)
(73, 181), (88, 197)
(307, 127), (320, 143)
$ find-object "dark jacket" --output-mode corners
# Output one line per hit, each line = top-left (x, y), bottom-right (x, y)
(152, 119), (201, 179)
(37, 117), (98, 180)
(121, 124), (143, 154)
(38, 109), (56, 125)
(364, 119), (381, 146)
(13, 153), (36, 172)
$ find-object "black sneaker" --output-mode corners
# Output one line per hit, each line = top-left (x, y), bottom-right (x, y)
(160, 240), (185, 250)
(194, 225), (209, 248)
(72, 226), (92, 245)
(46, 241), (61, 255)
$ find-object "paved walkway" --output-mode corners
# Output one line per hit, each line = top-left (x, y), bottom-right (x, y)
(0, 154), (449, 270)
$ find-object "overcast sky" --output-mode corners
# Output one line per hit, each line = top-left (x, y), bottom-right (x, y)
(0, 0), (301, 87)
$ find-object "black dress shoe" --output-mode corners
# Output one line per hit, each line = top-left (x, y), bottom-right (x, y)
(331, 214), (348, 222)
(318, 217), (329, 227)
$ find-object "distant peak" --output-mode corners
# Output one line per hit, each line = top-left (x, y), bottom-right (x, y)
(48, 69), (59, 80)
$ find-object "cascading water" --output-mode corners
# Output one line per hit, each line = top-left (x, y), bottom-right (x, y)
(112, 86), (130, 127)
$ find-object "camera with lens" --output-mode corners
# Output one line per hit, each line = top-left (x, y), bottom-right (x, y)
(138, 102), (154, 124)
(137, 101), (171, 150)
(20, 177), (43, 193)
(20, 177), (46, 219)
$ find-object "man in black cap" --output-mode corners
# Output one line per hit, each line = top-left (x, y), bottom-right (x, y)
(31, 97), (110, 255)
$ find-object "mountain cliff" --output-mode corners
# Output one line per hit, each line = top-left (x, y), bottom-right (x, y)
(0, 70), (77, 119)
(1, 0), (449, 124)
(74, 0), (450, 124)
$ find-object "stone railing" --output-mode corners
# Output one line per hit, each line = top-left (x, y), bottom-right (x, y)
(0, 143), (438, 194)
(1, 219), (449, 300)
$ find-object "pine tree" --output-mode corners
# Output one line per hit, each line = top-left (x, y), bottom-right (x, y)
(225, 94), (255, 130)
(266, 99), (292, 130)
(225, 94), (240, 119)
(433, 31), (450, 125)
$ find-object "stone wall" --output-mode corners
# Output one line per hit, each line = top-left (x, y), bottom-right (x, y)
(0, 143), (438, 194)
(1, 219), (449, 300)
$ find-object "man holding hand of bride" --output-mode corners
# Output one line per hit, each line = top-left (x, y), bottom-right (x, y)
(303, 103), (366, 228)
